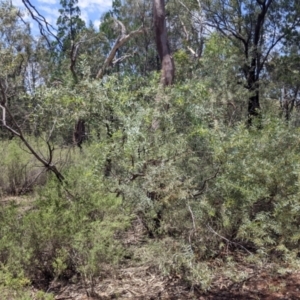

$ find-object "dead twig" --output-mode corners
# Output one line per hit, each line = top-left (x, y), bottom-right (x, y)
(207, 224), (253, 255)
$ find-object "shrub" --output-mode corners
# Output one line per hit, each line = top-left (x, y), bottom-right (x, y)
(0, 139), (51, 196)
(201, 118), (300, 257)
(0, 151), (130, 290)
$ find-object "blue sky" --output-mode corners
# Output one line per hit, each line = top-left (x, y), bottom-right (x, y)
(13, 0), (112, 33)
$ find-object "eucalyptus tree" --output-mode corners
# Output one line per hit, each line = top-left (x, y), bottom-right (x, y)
(0, 1), (65, 181)
(53, 0), (86, 82)
(153, 0), (175, 86)
(0, 0), (32, 137)
(169, 0), (205, 58)
(203, 0), (300, 124)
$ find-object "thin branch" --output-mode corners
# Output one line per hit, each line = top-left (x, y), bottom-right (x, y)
(187, 201), (196, 244)
(19, 168), (46, 194)
(112, 52), (137, 65)
(47, 119), (57, 142)
(179, 17), (199, 58)
(259, 34), (285, 74)
(0, 95), (64, 182)
(193, 168), (220, 197)
(207, 224), (253, 255)
(21, 0), (61, 48)
(187, 202), (196, 231)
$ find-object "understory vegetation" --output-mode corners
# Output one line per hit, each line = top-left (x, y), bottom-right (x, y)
(2, 77), (300, 298)
(1, 0), (300, 298)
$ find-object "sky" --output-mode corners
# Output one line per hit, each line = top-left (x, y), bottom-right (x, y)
(13, 0), (112, 33)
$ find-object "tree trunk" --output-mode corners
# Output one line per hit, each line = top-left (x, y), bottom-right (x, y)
(153, 0), (175, 86)
(248, 90), (260, 126)
(73, 119), (86, 149)
(247, 71), (260, 126)
(246, 51), (261, 126)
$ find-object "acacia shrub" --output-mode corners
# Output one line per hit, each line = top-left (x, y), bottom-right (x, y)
(104, 75), (300, 279)
(0, 152), (130, 291)
(200, 118), (300, 257)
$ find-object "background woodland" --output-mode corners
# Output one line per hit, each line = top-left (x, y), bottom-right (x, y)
(1, 0), (300, 298)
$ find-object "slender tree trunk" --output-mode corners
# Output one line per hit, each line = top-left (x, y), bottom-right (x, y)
(248, 91), (260, 125)
(247, 71), (260, 126)
(153, 0), (175, 86)
(246, 1), (273, 125)
(246, 44), (261, 126)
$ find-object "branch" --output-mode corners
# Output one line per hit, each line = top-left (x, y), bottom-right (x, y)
(0, 82), (64, 182)
(193, 168), (220, 197)
(114, 19), (126, 36)
(0, 105), (21, 136)
(21, 0), (61, 48)
(187, 202), (196, 231)
(179, 18), (199, 58)
(207, 224), (253, 255)
(112, 52), (137, 65)
(96, 22), (144, 79)
(69, 36), (86, 83)
(258, 33), (285, 74)
(47, 119), (57, 142)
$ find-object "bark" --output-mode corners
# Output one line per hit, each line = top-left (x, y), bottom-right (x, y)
(73, 119), (86, 149)
(247, 67), (260, 125)
(280, 87), (298, 121)
(246, 0), (273, 125)
(69, 39), (82, 83)
(248, 90), (260, 126)
(153, 0), (175, 86)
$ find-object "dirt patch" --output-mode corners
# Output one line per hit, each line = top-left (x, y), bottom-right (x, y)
(202, 272), (300, 299)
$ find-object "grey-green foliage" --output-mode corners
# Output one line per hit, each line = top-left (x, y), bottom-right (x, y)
(29, 71), (219, 232)
(4, 69), (300, 291)
(91, 74), (300, 263)
(0, 156), (129, 288)
(0, 1), (33, 138)
(201, 118), (300, 256)
(4, 0), (300, 294)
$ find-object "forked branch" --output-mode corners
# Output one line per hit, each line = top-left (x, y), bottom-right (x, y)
(96, 20), (144, 79)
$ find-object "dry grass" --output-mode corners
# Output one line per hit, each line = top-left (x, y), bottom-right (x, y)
(35, 267), (300, 299)
(51, 266), (192, 300)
